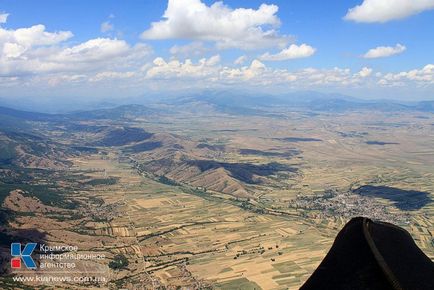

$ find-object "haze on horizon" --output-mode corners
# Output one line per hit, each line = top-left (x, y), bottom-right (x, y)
(0, 0), (433, 105)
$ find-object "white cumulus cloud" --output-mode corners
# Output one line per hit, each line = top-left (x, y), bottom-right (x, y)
(357, 67), (373, 78)
(363, 44), (406, 58)
(144, 56), (373, 88)
(259, 44), (316, 61)
(141, 0), (288, 49)
(344, 0), (434, 23)
(378, 64), (434, 86)
(52, 38), (129, 63)
(0, 24), (73, 50)
(0, 21), (152, 78)
(146, 55), (221, 79)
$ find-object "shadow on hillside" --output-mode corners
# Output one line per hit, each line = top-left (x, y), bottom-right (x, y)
(353, 185), (431, 210)
(0, 217), (47, 275)
(187, 160), (297, 184)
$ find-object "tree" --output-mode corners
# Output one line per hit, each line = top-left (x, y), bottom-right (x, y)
(109, 254), (129, 270)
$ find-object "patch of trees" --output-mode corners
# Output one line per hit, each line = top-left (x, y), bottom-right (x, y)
(108, 254), (129, 270)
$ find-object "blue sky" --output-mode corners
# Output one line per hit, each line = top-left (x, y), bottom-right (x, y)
(0, 0), (433, 102)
